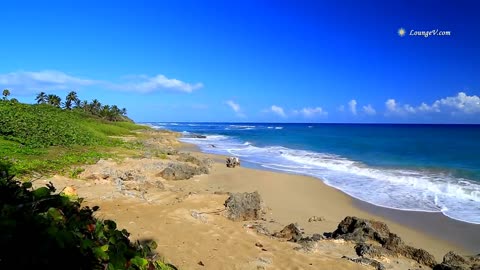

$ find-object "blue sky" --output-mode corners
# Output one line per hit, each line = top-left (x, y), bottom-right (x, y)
(1, 0), (479, 123)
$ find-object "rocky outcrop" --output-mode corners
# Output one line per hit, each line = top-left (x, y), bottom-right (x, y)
(342, 256), (385, 270)
(177, 153), (212, 169)
(433, 251), (480, 270)
(330, 216), (437, 268)
(157, 162), (209, 180)
(273, 223), (303, 242)
(224, 191), (265, 221)
(182, 133), (207, 139)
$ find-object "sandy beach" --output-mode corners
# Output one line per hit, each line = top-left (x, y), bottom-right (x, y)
(35, 132), (479, 269)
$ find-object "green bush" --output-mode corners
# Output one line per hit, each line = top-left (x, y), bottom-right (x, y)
(0, 163), (176, 270)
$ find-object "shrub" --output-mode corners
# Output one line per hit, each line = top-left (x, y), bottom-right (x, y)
(0, 163), (176, 270)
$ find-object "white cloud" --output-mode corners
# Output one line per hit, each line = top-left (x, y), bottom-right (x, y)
(362, 104), (376, 115)
(348, 99), (357, 115)
(0, 70), (203, 94)
(385, 99), (398, 113)
(0, 70), (96, 93)
(296, 107), (328, 117)
(226, 100), (240, 112)
(426, 92), (480, 114)
(111, 74), (203, 93)
(270, 105), (286, 117)
(385, 92), (480, 116)
(338, 105), (345, 112)
(225, 100), (245, 117)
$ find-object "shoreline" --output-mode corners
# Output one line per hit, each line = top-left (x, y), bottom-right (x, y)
(181, 141), (479, 256)
(34, 129), (479, 268)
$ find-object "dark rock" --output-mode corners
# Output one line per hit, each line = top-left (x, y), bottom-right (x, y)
(224, 191), (265, 221)
(433, 251), (477, 270)
(311, 233), (324, 241)
(444, 251), (468, 266)
(295, 233), (325, 253)
(332, 216), (391, 244)
(273, 223), (303, 242)
(331, 216), (438, 268)
(157, 162), (208, 180)
(183, 133), (207, 139)
(401, 246), (437, 268)
(355, 243), (388, 258)
(342, 256), (385, 270)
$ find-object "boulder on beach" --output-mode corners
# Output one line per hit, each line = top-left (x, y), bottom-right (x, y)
(224, 191), (265, 221)
(157, 162), (209, 180)
(273, 223), (303, 242)
(330, 216), (438, 268)
(433, 251), (480, 270)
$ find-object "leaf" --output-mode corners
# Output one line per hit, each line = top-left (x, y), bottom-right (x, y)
(93, 246), (109, 261)
(22, 181), (32, 188)
(130, 256), (148, 268)
(32, 187), (50, 198)
(47, 207), (65, 222)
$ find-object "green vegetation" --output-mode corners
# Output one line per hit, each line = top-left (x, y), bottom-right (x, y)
(0, 90), (147, 176)
(0, 91), (176, 269)
(0, 164), (176, 269)
(35, 90), (129, 122)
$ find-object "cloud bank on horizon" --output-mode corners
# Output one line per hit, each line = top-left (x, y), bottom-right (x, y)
(0, 70), (203, 94)
(1, 69), (479, 123)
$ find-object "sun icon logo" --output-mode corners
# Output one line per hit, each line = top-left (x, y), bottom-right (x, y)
(398, 28), (406, 37)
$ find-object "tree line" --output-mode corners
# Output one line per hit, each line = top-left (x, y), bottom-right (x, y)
(2, 89), (128, 122)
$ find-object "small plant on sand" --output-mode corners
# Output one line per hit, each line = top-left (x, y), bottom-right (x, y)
(69, 167), (85, 178)
(0, 162), (176, 270)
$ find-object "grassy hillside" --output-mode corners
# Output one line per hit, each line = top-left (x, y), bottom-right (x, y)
(0, 100), (148, 176)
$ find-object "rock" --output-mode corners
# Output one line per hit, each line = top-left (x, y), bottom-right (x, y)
(157, 167), (177, 180)
(342, 256), (385, 270)
(273, 223), (303, 242)
(355, 243), (388, 258)
(177, 153), (208, 167)
(401, 246), (437, 268)
(244, 223), (271, 236)
(332, 216), (391, 244)
(331, 216), (437, 268)
(157, 162), (208, 180)
(433, 251), (478, 270)
(183, 133), (207, 139)
(308, 216), (325, 222)
(224, 191), (265, 221)
(295, 234), (325, 253)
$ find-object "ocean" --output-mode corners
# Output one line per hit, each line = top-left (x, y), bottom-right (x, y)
(146, 122), (480, 224)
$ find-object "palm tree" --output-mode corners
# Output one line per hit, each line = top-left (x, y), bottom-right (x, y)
(64, 91), (79, 110)
(35, 92), (47, 104)
(120, 108), (127, 116)
(47, 94), (62, 108)
(2, 89), (10, 101)
(90, 99), (101, 115)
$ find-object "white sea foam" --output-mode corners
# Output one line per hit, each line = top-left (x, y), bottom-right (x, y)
(180, 134), (480, 224)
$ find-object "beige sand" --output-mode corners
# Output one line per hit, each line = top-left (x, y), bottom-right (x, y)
(36, 158), (468, 270)
(31, 133), (475, 269)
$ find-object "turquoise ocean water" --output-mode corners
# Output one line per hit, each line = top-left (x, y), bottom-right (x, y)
(147, 122), (480, 224)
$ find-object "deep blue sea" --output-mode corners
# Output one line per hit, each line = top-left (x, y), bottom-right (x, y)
(146, 122), (480, 224)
